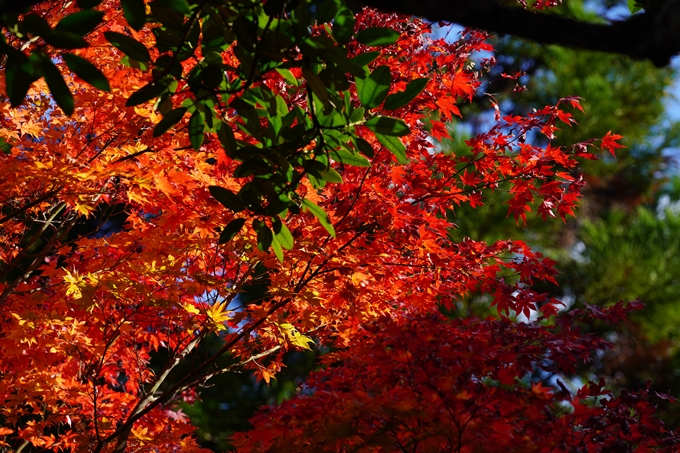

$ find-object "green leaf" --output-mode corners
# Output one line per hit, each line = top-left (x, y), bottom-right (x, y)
(316, 0), (338, 22)
(217, 121), (238, 158)
(355, 27), (400, 46)
(302, 67), (329, 110)
(189, 110), (205, 150)
(273, 218), (294, 250)
(302, 199), (335, 237)
(62, 53), (110, 91)
(375, 132), (407, 164)
(628, 0), (643, 13)
(255, 221), (273, 252)
(330, 148), (371, 167)
(383, 77), (428, 110)
(275, 68), (299, 87)
(210, 186), (246, 212)
(104, 31), (151, 62)
(126, 81), (167, 106)
(55, 10), (104, 36)
(219, 218), (246, 244)
(332, 4), (355, 43)
(0, 137), (12, 155)
(319, 167), (343, 183)
(271, 235), (284, 262)
(355, 65), (391, 109)
(5, 52), (37, 107)
(42, 57), (74, 115)
(351, 51), (380, 68)
(153, 107), (186, 136)
(354, 137), (374, 158)
(120, 55), (149, 71)
(22, 14), (52, 36)
(365, 116), (410, 136)
(165, 0), (191, 15)
(121, 0), (146, 30)
(42, 29), (89, 49)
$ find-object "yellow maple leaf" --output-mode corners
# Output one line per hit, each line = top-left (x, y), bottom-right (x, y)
(63, 269), (82, 299)
(278, 323), (314, 350)
(131, 426), (153, 442)
(207, 300), (231, 331)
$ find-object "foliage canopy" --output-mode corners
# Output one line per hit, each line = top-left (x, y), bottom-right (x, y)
(0, 1), (678, 452)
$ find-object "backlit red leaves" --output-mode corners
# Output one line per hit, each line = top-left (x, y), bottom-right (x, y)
(236, 309), (680, 453)
(602, 130), (626, 157)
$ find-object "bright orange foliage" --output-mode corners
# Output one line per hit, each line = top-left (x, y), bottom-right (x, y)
(0, 1), (672, 453)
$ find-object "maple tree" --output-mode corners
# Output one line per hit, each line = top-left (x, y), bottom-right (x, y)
(0, 1), (679, 452)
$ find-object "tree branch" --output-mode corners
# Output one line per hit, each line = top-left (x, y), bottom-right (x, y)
(360, 0), (680, 66)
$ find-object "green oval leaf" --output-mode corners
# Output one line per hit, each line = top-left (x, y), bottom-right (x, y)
(0, 137), (13, 155)
(104, 31), (151, 62)
(5, 51), (38, 107)
(56, 10), (104, 36)
(165, 0), (192, 15)
(351, 51), (380, 68)
(302, 199), (335, 237)
(126, 81), (167, 106)
(375, 132), (407, 164)
(275, 68), (299, 87)
(43, 29), (89, 49)
(319, 167), (343, 183)
(355, 27), (400, 46)
(255, 222), (273, 252)
(41, 57), (74, 115)
(354, 136), (375, 158)
(302, 67), (330, 110)
(365, 116), (410, 136)
(189, 110), (205, 150)
(330, 148), (371, 167)
(217, 121), (238, 158)
(355, 65), (391, 109)
(271, 235), (284, 262)
(332, 5), (355, 43)
(219, 218), (246, 244)
(383, 77), (429, 110)
(209, 186), (245, 212)
(273, 218), (294, 250)
(22, 14), (52, 36)
(62, 53), (110, 91)
(121, 0), (147, 31)
(153, 107), (186, 136)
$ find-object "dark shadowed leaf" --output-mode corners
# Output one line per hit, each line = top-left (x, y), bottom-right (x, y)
(189, 110), (205, 149)
(332, 4), (355, 43)
(42, 57), (74, 115)
(153, 107), (187, 136)
(366, 116), (410, 136)
(219, 218), (247, 244)
(104, 31), (151, 62)
(126, 81), (167, 106)
(63, 54), (110, 91)
(121, 0), (147, 31)
(209, 186), (246, 212)
(355, 27), (400, 46)
(56, 10), (104, 36)
(384, 77), (428, 110)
